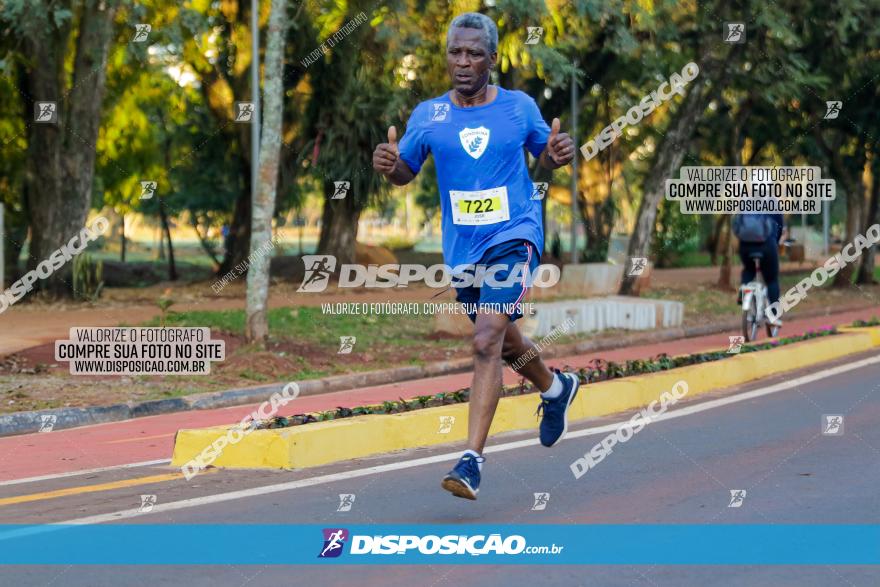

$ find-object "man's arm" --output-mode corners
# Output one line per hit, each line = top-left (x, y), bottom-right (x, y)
(538, 118), (575, 170)
(538, 150), (565, 170)
(385, 158), (417, 186)
(772, 214), (786, 244)
(373, 125), (417, 186)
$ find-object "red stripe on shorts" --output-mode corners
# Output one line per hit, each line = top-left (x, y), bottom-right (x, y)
(513, 241), (532, 308)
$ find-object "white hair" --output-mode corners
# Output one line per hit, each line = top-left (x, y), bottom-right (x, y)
(447, 12), (498, 54)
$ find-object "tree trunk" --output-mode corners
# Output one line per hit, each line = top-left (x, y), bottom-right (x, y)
(22, 0), (119, 297)
(159, 200), (178, 281)
(813, 130), (867, 288)
(157, 227), (165, 260)
(619, 58), (717, 295)
(717, 100), (751, 290)
(246, 0), (289, 343)
(120, 213), (126, 262)
(855, 154), (879, 284)
(709, 215), (726, 265)
(317, 179), (362, 266)
(220, 164), (252, 275)
(2, 210), (26, 284)
(717, 216), (736, 290)
(832, 151), (866, 288)
(835, 185), (865, 287)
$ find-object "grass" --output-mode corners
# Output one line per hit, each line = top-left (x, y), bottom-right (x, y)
(143, 307), (459, 349)
(672, 250), (713, 268)
(643, 283), (739, 319)
(238, 369), (270, 382)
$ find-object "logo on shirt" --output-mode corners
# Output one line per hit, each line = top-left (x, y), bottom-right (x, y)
(459, 126), (490, 159)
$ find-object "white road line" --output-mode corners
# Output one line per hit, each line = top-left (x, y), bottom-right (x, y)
(0, 459), (171, 487)
(32, 352), (878, 528)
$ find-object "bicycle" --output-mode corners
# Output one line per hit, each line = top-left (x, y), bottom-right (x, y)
(740, 251), (780, 342)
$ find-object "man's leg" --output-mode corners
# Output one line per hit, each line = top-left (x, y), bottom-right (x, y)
(500, 319), (580, 448)
(500, 321), (553, 391)
(739, 242), (757, 284)
(465, 311), (513, 454)
(761, 240), (781, 305)
(440, 309), (508, 500)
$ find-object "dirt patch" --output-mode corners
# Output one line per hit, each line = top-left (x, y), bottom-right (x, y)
(0, 328), (471, 414)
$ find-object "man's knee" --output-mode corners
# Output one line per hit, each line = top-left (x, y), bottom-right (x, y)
(473, 328), (505, 360)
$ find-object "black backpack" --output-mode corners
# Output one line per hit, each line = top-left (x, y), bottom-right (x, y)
(733, 214), (773, 243)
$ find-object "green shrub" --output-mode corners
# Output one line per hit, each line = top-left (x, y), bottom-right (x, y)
(72, 253), (104, 301)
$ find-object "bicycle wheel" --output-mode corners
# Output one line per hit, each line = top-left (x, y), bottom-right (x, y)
(742, 303), (758, 342)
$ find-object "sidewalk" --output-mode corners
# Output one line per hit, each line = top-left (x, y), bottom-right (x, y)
(0, 307), (872, 483)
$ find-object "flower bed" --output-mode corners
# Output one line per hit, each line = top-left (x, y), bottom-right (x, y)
(252, 327), (838, 429)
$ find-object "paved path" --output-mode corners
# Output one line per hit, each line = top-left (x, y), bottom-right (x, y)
(0, 347), (877, 585)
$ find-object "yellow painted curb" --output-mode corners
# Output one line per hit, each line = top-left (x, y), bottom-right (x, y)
(840, 324), (880, 346)
(171, 328), (880, 471)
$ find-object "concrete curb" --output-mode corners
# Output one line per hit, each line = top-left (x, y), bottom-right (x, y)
(170, 326), (880, 471)
(0, 303), (873, 437)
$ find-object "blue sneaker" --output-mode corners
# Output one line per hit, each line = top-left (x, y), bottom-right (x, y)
(441, 453), (484, 500)
(537, 371), (581, 447)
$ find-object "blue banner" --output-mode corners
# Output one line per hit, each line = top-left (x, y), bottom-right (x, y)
(0, 524), (878, 565)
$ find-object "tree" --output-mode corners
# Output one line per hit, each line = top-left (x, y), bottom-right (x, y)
(798, 0), (880, 286)
(176, 0), (262, 276)
(0, 58), (27, 279)
(246, 0), (289, 343)
(4, 0), (120, 295)
(856, 153), (879, 284)
(303, 3), (398, 265)
(619, 55), (726, 294)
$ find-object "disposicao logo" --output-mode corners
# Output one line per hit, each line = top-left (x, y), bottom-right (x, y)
(317, 530), (562, 558)
(318, 528), (349, 558)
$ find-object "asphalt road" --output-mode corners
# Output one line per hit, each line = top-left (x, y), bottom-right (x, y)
(1, 351), (879, 586)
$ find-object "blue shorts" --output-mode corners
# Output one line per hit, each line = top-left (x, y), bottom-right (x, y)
(454, 239), (539, 323)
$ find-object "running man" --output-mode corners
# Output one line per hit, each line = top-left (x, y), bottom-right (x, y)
(372, 12), (578, 500)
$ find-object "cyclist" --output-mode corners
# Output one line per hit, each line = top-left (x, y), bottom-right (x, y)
(733, 213), (785, 326)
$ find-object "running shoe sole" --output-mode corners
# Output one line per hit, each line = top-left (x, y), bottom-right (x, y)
(441, 475), (478, 500)
(544, 372), (580, 448)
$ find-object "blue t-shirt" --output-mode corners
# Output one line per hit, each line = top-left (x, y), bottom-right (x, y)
(398, 87), (550, 267)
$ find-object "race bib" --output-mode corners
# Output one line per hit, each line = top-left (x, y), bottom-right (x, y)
(449, 187), (510, 226)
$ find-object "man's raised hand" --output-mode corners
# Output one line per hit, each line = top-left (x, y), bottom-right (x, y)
(545, 117), (574, 166)
(372, 125), (399, 175)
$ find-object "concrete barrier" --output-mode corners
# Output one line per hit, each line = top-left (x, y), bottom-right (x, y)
(519, 296), (683, 338)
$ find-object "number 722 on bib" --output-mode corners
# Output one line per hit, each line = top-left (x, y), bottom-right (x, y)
(449, 187), (510, 226)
